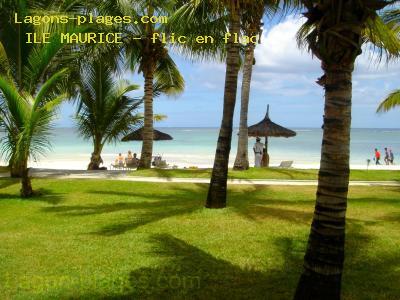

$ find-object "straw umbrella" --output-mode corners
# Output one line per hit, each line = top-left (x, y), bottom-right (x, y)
(248, 105), (296, 167)
(122, 128), (173, 141)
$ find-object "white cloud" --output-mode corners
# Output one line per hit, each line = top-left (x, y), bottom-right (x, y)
(255, 16), (320, 74)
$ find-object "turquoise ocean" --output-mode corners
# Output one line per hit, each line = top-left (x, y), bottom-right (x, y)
(4, 127), (398, 170)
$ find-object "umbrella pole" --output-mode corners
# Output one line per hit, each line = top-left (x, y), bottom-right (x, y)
(263, 136), (270, 167)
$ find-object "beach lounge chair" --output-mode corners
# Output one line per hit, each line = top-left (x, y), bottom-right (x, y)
(278, 160), (293, 168)
(110, 162), (126, 170)
(126, 159), (139, 169)
(152, 155), (168, 169)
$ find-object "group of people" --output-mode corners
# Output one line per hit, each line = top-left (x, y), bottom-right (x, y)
(115, 150), (139, 168)
(374, 148), (395, 165)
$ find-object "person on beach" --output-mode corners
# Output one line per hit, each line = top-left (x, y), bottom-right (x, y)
(133, 153), (139, 164)
(374, 148), (381, 165)
(253, 137), (264, 167)
(115, 153), (124, 167)
(389, 149), (394, 164)
(126, 150), (133, 164)
(384, 147), (390, 165)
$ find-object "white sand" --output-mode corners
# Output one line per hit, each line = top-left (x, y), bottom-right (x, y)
(22, 159), (400, 171)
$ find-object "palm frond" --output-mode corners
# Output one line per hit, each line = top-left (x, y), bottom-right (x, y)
(0, 76), (29, 129)
(377, 89), (400, 112)
(364, 16), (400, 63)
(154, 54), (185, 97)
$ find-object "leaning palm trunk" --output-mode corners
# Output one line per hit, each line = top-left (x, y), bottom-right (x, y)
(294, 64), (353, 299)
(233, 43), (255, 170)
(206, 13), (241, 208)
(20, 159), (33, 197)
(139, 66), (155, 169)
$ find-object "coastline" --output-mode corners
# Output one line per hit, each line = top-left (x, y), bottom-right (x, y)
(23, 159), (400, 171)
(2, 127), (399, 171)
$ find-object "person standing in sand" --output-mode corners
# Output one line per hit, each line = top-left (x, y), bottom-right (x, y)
(253, 137), (264, 168)
(389, 149), (394, 165)
(374, 148), (381, 165)
(384, 147), (390, 165)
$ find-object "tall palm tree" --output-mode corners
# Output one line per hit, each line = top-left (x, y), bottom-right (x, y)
(174, 0), (284, 208)
(0, 0), (82, 177)
(75, 60), (142, 170)
(294, 1), (400, 298)
(233, 3), (273, 170)
(205, 1), (242, 208)
(0, 71), (67, 197)
(123, 0), (184, 169)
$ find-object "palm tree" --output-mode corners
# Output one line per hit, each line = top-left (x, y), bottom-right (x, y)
(377, 90), (400, 112)
(0, 0), (82, 177)
(174, 0), (282, 208)
(233, 3), (272, 170)
(123, 0), (184, 169)
(74, 60), (142, 170)
(294, 1), (400, 298)
(0, 71), (67, 197)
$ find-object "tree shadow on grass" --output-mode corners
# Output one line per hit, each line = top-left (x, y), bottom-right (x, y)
(44, 184), (316, 236)
(0, 188), (65, 204)
(94, 234), (305, 299)
(228, 185), (315, 224)
(0, 178), (19, 189)
(44, 184), (208, 236)
(75, 222), (400, 299)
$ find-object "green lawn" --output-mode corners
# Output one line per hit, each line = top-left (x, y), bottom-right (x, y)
(0, 179), (399, 299)
(131, 167), (400, 181)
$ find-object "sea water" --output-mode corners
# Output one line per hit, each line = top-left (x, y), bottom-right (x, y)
(1, 128), (399, 169)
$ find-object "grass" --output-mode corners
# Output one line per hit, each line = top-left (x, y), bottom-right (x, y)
(131, 167), (400, 181)
(0, 179), (399, 299)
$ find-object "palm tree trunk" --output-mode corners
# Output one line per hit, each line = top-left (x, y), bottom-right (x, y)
(88, 141), (103, 170)
(295, 65), (353, 299)
(138, 65), (155, 169)
(10, 157), (24, 178)
(206, 11), (241, 209)
(20, 159), (33, 198)
(233, 43), (255, 171)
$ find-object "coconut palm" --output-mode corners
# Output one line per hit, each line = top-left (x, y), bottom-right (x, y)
(0, 71), (67, 197)
(123, 0), (184, 169)
(233, 3), (275, 170)
(174, 0), (251, 208)
(0, 0), (83, 177)
(74, 60), (142, 170)
(174, 0), (290, 208)
(294, 1), (400, 298)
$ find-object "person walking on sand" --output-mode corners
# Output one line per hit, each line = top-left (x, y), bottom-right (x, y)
(253, 137), (264, 168)
(374, 148), (381, 165)
(384, 147), (390, 165)
(389, 149), (394, 165)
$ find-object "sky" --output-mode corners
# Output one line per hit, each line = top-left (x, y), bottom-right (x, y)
(56, 15), (400, 129)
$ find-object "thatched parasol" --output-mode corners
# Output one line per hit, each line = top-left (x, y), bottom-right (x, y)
(248, 105), (296, 167)
(122, 128), (173, 141)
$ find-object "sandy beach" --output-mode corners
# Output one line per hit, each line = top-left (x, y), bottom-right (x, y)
(21, 157), (400, 171)
(2, 127), (399, 171)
